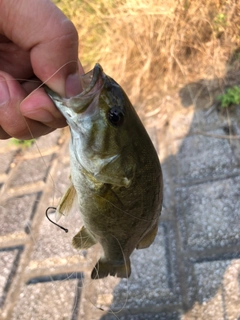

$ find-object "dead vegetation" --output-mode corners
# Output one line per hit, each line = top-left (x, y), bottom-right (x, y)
(55, 0), (240, 111)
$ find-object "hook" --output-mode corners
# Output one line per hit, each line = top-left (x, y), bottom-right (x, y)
(45, 206), (68, 233)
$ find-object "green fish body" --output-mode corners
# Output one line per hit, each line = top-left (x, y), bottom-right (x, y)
(46, 64), (163, 279)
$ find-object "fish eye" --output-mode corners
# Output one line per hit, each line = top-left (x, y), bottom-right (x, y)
(108, 106), (124, 126)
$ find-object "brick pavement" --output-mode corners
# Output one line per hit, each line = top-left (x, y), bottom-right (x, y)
(0, 95), (240, 320)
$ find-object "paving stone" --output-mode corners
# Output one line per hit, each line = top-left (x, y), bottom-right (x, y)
(0, 140), (21, 155)
(161, 161), (176, 219)
(0, 247), (23, 308)
(101, 311), (181, 320)
(0, 140), (12, 151)
(53, 155), (71, 199)
(11, 273), (83, 320)
(0, 193), (40, 236)
(0, 151), (17, 176)
(42, 155), (71, 204)
(22, 129), (62, 158)
(225, 117), (240, 164)
(174, 128), (240, 184)
(31, 129), (62, 151)
(189, 109), (228, 131)
(9, 155), (54, 187)
(175, 176), (240, 250)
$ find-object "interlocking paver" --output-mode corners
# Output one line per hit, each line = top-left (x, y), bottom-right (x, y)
(8, 155), (54, 187)
(175, 129), (240, 184)
(11, 273), (83, 320)
(0, 151), (17, 176)
(1, 193), (40, 236)
(0, 248), (22, 308)
(175, 176), (240, 250)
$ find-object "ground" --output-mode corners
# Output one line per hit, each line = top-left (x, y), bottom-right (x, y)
(0, 75), (240, 319)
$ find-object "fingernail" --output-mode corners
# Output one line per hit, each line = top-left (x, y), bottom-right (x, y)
(65, 72), (82, 97)
(0, 78), (10, 106)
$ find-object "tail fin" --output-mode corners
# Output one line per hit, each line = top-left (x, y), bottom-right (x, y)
(91, 258), (131, 279)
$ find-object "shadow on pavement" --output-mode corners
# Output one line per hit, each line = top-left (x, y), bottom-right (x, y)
(99, 54), (240, 320)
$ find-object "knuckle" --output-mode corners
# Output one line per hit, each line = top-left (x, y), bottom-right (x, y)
(53, 19), (78, 48)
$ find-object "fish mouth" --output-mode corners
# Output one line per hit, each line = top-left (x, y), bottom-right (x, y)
(64, 63), (105, 114)
(45, 63), (105, 118)
(80, 63), (103, 92)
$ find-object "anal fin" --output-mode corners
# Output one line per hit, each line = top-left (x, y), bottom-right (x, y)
(72, 226), (96, 249)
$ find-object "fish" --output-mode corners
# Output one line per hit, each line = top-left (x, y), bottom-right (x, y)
(45, 63), (163, 279)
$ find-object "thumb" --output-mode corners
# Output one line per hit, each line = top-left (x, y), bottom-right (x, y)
(28, 5), (84, 97)
(0, 0), (84, 97)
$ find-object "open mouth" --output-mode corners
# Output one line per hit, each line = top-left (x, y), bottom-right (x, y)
(80, 63), (103, 91)
(63, 63), (105, 114)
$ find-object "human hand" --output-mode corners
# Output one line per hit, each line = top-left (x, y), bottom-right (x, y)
(0, 0), (84, 139)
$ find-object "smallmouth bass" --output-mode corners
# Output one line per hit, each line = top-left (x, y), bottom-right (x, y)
(45, 64), (163, 279)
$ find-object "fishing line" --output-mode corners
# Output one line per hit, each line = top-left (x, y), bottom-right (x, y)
(22, 60), (78, 99)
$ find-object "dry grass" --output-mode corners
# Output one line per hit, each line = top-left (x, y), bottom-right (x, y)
(55, 0), (240, 111)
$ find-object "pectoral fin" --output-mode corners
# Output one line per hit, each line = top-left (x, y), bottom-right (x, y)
(72, 226), (96, 249)
(55, 183), (77, 221)
(136, 221), (159, 249)
(94, 155), (136, 188)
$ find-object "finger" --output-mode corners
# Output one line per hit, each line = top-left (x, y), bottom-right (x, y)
(0, 0), (84, 97)
(0, 72), (60, 139)
(0, 126), (11, 139)
(0, 41), (33, 80)
(21, 78), (42, 94)
(20, 87), (67, 129)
